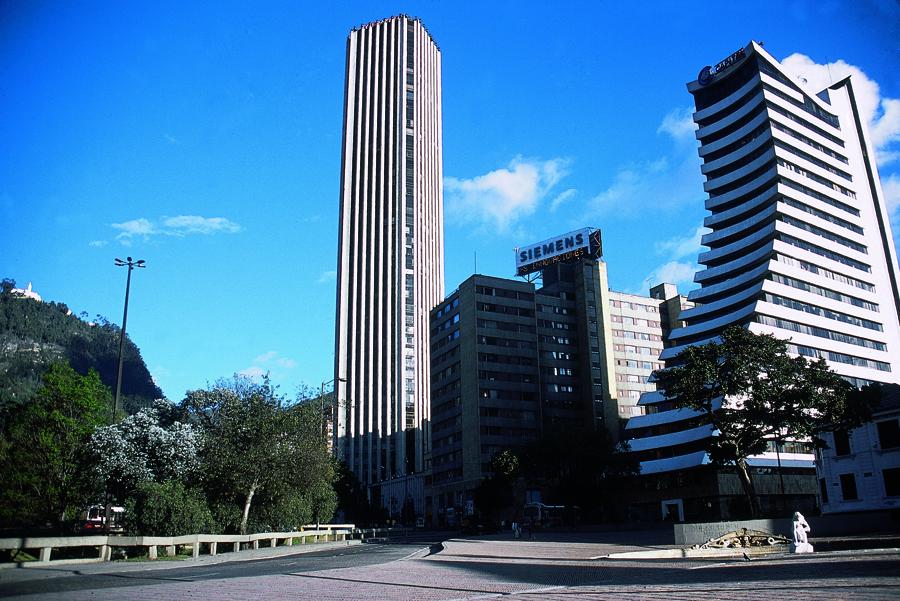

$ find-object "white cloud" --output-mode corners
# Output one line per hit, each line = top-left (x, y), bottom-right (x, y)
(88, 240), (108, 248)
(657, 107), (697, 142)
(654, 225), (708, 260)
(549, 188), (577, 212)
(162, 215), (242, 235)
(253, 351), (278, 364)
(318, 270), (336, 283)
(636, 261), (698, 296)
(445, 157), (570, 231)
(243, 350), (297, 378)
(109, 215), (242, 242)
(237, 366), (266, 379)
(882, 173), (900, 230)
(780, 54), (900, 166)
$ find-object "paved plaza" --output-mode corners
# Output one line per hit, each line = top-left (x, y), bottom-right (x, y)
(1, 532), (898, 600)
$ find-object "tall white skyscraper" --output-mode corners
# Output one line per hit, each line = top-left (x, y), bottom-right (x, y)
(626, 41), (900, 521)
(333, 16), (444, 491)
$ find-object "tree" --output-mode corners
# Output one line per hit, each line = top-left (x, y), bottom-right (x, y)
(474, 450), (519, 524)
(180, 376), (334, 534)
(0, 362), (109, 528)
(653, 326), (861, 517)
(90, 400), (201, 500)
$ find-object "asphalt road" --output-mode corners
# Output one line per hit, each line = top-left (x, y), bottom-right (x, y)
(1, 534), (898, 600)
(0, 540), (432, 598)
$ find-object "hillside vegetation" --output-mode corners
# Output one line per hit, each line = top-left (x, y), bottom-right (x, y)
(0, 279), (162, 418)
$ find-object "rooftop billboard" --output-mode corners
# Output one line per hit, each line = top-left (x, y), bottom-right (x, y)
(514, 228), (601, 276)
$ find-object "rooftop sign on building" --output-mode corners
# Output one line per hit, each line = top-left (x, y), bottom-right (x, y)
(514, 228), (601, 276)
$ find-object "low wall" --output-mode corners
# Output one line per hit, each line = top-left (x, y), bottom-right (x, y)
(673, 519), (791, 546)
(0, 524), (374, 568)
(673, 510), (900, 545)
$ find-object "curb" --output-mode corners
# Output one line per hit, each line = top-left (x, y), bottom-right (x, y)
(602, 546), (900, 560)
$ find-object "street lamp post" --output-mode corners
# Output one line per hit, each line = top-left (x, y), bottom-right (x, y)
(113, 256), (145, 422)
(319, 377), (347, 439)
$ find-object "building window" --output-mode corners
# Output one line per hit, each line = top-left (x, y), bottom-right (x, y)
(877, 419), (900, 449)
(883, 468), (900, 497)
(839, 473), (858, 501)
(832, 430), (851, 456)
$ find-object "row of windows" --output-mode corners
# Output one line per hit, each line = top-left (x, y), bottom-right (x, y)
(617, 373), (651, 384)
(478, 336), (536, 350)
(477, 318), (534, 333)
(766, 98), (844, 147)
(771, 119), (849, 164)
(779, 176), (859, 217)
(479, 407), (536, 421)
(763, 292), (883, 332)
(542, 366), (574, 376)
(478, 302), (533, 317)
(433, 313), (460, 334)
(546, 383), (576, 393)
(770, 272), (878, 312)
(541, 335), (575, 345)
(830, 420), (900, 455)
(479, 370), (534, 384)
(613, 330), (663, 342)
(611, 314), (662, 327)
(543, 350), (576, 361)
(778, 233), (871, 273)
(780, 195), (863, 235)
(434, 297), (460, 319)
(479, 388), (535, 401)
(476, 285), (534, 301)
(610, 300), (659, 313)
(774, 138), (852, 181)
(780, 214), (867, 255)
(616, 359), (664, 370)
(538, 319), (572, 330)
(778, 158), (856, 200)
(760, 77), (840, 129)
(789, 343), (891, 372)
(774, 253), (874, 292)
(538, 304), (572, 315)
(757, 314), (886, 351)
(822, 469), (900, 504)
(478, 352), (534, 366)
(613, 344), (656, 356)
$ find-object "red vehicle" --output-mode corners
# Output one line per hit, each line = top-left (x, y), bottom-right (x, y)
(76, 505), (125, 534)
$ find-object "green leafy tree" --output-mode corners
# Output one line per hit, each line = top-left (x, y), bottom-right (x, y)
(474, 450), (520, 524)
(520, 427), (636, 523)
(181, 376), (334, 534)
(124, 479), (218, 537)
(0, 362), (109, 528)
(653, 326), (863, 517)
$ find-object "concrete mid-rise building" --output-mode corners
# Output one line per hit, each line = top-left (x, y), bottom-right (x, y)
(429, 239), (686, 523)
(333, 16), (444, 514)
(625, 41), (900, 522)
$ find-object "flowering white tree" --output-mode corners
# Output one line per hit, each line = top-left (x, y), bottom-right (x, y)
(91, 399), (201, 491)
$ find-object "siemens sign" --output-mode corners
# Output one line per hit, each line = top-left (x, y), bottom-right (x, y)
(515, 228), (601, 276)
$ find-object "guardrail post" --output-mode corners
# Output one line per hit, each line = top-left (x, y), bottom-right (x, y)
(192, 536), (200, 559)
(270, 537), (277, 548)
(39, 547), (52, 562)
(166, 544), (176, 557)
(210, 542), (217, 556)
(149, 545), (157, 560)
(99, 545), (110, 562)
(286, 536), (293, 546)
(252, 539), (259, 550)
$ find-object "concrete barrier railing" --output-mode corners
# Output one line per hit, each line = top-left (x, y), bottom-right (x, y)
(0, 524), (374, 567)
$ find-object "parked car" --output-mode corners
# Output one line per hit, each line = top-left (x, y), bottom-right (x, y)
(76, 505), (125, 534)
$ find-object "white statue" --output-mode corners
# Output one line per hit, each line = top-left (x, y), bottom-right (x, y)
(790, 511), (814, 553)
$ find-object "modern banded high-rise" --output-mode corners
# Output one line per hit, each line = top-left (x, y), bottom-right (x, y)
(626, 41), (900, 521)
(333, 16), (444, 494)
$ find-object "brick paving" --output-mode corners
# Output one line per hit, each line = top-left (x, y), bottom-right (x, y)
(3, 534), (899, 600)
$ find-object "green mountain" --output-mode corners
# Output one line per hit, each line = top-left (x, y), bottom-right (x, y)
(0, 279), (162, 416)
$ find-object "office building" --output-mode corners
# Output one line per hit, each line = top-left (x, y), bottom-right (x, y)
(625, 41), (900, 521)
(429, 232), (686, 522)
(333, 16), (444, 511)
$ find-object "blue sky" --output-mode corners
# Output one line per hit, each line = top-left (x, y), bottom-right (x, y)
(3, 1), (899, 401)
